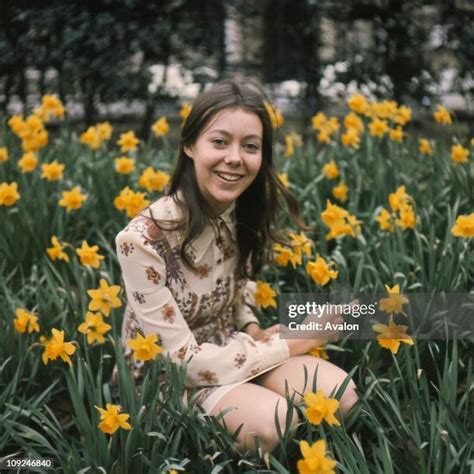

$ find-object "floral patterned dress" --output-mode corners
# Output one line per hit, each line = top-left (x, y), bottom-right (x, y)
(115, 192), (290, 414)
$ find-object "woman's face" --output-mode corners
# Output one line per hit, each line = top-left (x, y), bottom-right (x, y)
(184, 107), (263, 215)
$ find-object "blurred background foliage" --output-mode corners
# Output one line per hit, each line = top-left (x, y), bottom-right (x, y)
(0, 0), (473, 135)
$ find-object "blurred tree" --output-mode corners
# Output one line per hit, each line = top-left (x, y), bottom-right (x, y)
(439, 0), (474, 102)
(0, 0), (472, 123)
(263, 0), (324, 116)
(0, 0), (225, 134)
(324, 0), (434, 103)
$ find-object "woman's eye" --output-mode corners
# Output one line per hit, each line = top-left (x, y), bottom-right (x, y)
(213, 139), (226, 146)
(245, 143), (259, 152)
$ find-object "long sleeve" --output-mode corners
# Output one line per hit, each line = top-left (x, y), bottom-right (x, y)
(233, 280), (261, 331)
(116, 228), (289, 388)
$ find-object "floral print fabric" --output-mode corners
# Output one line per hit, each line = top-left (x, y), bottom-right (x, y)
(116, 192), (289, 412)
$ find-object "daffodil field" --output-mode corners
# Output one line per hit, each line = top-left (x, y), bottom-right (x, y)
(0, 95), (473, 473)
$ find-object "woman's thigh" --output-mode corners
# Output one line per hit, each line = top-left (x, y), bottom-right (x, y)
(253, 355), (358, 415)
(209, 381), (299, 455)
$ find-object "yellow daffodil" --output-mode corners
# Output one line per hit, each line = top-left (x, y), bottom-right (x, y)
(419, 138), (433, 155)
(12, 115), (35, 138)
(278, 173), (289, 188)
(58, 186), (87, 212)
(46, 236), (70, 262)
(117, 131), (139, 152)
(151, 116), (169, 137)
(138, 167), (170, 192)
(274, 243), (300, 268)
(396, 203), (416, 230)
(297, 439), (336, 474)
(312, 112), (327, 130)
(37, 95), (65, 121)
(373, 317), (414, 354)
(80, 126), (102, 150)
(0, 147), (8, 163)
(322, 160), (340, 180)
(114, 156), (135, 175)
(371, 100), (398, 120)
(87, 279), (122, 317)
(341, 128), (360, 149)
(96, 122), (113, 141)
(332, 181), (348, 202)
(312, 112), (339, 143)
(325, 217), (357, 240)
(368, 118), (389, 137)
(114, 186), (150, 218)
(451, 144), (469, 164)
(95, 404), (131, 434)
(389, 127), (404, 142)
(179, 102), (192, 126)
(451, 213), (474, 238)
(343, 112), (364, 133)
(254, 281), (277, 308)
(394, 105), (412, 125)
(13, 308), (40, 334)
(15, 114), (48, 152)
(375, 208), (394, 232)
(285, 132), (303, 158)
(284, 134), (294, 157)
(76, 241), (105, 269)
(0, 182), (21, 206)
(321, 200), (348, 226)
(321, 200), (361, 240)
(304, 390), (340, 426)
(309, 346), (329, 360)
(347, 94), (369, 114)
(127, 333), (164, 361)
(8, 115), (27, 136)
(289, 231), (313, 259)
(327, 117), (340, 134)
(41, 328), (76, 366)
(306, 254), (338, 286)
(18, 152), (38, 173)
(388, 185), (410, 212)
(379, 285), (409, 315)
(41, 161), (65, 181)
(264, 101), (284, 128)
(317, 130), (330, 144)
(433, 105), (452, 125)
(78, 312), (112, 344)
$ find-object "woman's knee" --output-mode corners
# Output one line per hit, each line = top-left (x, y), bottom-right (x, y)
(273, 354), (359, 416)
(256, 406), (299, 453)
(210, 383), (300, 455)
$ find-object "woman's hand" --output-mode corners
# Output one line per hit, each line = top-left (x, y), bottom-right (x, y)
(244, 300), (356, 356)
(285, 300), (358, 357)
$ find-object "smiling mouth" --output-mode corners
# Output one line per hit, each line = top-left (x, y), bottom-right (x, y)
(214, 171), (244, 182)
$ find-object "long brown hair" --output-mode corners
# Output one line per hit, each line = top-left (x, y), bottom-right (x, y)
(148, 77), (306, 278)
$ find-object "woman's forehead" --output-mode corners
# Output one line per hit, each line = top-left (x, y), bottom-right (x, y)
(202, 107), (263, 137)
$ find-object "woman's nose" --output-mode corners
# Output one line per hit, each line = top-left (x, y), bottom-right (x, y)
(224, 146), (243, 165)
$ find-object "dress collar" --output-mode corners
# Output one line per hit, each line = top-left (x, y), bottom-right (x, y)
(210, 200), (236, 226)
(173, 190), (237, 263)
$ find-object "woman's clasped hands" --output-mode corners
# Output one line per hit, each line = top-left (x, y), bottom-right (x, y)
(245, 302), (350, 357)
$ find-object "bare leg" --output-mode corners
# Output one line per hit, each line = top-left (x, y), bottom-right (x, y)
(209, 382), (299, 456)
(253, 355), (359, 418)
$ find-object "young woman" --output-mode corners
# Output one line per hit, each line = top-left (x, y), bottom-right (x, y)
(115, 78), (358, 455)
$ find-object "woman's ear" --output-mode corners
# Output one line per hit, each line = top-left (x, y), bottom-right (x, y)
(183, 145), (194, 159)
